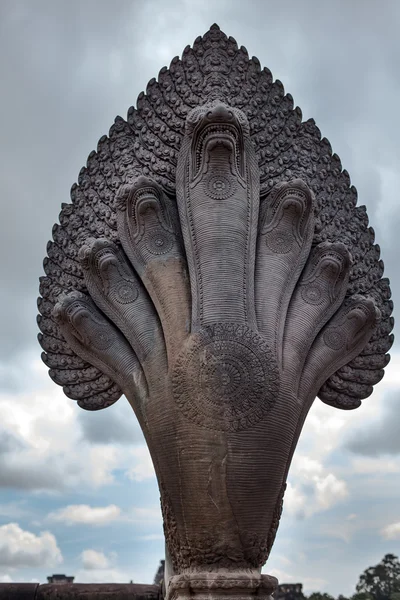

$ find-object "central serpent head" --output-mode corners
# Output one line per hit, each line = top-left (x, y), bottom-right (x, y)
(186, 103), (250, 188)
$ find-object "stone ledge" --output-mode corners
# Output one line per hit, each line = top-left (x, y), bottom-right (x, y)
(0, 582), (160, 599)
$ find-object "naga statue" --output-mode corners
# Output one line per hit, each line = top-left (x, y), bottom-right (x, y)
(37, 25), (393, 600)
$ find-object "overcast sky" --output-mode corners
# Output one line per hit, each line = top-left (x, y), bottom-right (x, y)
(0, 0), (399, 595)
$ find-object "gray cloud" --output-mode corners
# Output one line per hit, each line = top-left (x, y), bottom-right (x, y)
(345, 391), (400, 456)
(0, 435), (81, 491)
(0, 445), (103, 491)
(0, 458), (66, 491)
(78, 398), (145, 445)
(0, 430), (25, 454)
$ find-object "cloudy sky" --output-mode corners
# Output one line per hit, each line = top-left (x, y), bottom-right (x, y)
(0, 0), (399, 595)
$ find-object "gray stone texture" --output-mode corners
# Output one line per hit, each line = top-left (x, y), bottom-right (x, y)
(37, 23), (393, 600)
(0, 583), (159, 600)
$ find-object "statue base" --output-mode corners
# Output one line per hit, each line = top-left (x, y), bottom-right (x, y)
(166, 571), (278, 600)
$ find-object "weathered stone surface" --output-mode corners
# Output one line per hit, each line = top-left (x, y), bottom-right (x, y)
(36, 583), (159, 600)
(167, 572), (277, 600)
(0, 583), (38, 600)
(0, 583), (160, 600)
(37, 23), (393, 600)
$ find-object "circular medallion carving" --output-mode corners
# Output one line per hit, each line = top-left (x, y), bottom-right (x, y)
(145, 230), (174, 255)
(113, 281), (139, 304)
(92, 326), (115, 351)
(205, 174), (236, 200)
(172, 323), (279, 431)
(301, 283), (323, 305)
(266, 230), (293, 254)
(323, 328), (346, 350)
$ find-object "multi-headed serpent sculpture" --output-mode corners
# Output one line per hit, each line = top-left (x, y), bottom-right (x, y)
(38, 25), (393, 600)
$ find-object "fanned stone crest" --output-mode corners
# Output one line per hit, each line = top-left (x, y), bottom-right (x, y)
(37, 23), (393, 600)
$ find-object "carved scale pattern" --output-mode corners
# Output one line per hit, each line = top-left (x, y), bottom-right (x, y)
(38, 24), (393, 410)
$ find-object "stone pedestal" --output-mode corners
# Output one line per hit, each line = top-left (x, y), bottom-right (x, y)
(166, 572), (278, 600)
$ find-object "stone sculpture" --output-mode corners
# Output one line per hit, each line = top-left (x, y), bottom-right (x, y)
(37, 25), (393, 600)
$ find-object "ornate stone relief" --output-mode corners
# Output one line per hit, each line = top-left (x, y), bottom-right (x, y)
(38, 24), (393, 600)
